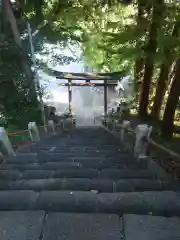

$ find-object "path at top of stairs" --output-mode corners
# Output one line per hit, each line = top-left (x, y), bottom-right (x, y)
(0, 126), (180, 240)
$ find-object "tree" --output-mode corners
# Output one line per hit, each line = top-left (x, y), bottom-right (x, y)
(134, 0), (152, 99)
(161, 59), (180, 139)
(3, 0), (180, 139)
(3, 0), (36, 94)
(139, 0), (165, 119)
(0, 2), (42, 129)
(151, 18), (180, 120)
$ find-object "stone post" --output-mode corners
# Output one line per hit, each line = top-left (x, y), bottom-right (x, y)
(48, 120), (56, 135)
(0, 127), (15, 156)
(120, 120), (130, 141)
(134, 124), (152, 158)
(28, 122), (40, 141)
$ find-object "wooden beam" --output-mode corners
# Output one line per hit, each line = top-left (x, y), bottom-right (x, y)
(56, 83), (117, 87)
(68, 79), (72, 114)
(52, 70), (125, 81)
(104, 80), (108, 116)
(56, 76), (117, 81)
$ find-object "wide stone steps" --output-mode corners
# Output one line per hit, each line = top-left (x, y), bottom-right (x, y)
(6, 155), (144, 168)
(0, 169), (154, 180)
(0, 178), (179, 192)
(1, 211), (180, 240)
(2, 160), (145, 170)
(1, 126), (180, 239)
(0, 190), (179, 216)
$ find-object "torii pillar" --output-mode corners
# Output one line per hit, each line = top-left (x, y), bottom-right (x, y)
(68, 79), (72, 115)
(104, 80), (108, 116)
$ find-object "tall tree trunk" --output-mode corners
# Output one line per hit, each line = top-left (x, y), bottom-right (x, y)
(3, 0), (36, 94)
(134, 0), (151, 91)
(151, 21), (180, 121)
(139, 0), (164, 119)
(151, 63), (171, 120)
(161, 59), (180, 139)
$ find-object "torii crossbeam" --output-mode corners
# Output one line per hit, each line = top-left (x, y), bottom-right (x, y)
(52, 70), (125, 116)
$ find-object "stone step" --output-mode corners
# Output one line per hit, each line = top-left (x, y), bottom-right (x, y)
(123, 214), (180, 240)
(0, 190), (179, 216)
(99, 169), (154, 179)
(0, 178), (114, 192)
(0, 169), (98, 180)
(0, 169), (154, 180)
(5, 155), (144, 170)
(51, 146), (122, 150)
(37, 152), (135, 161)
(34, 160), (143, 170)
(75, 158), (145, 170)
(0, 211), (45, 240)
(1, 162), (82, 171)
(6, 155), (38, 164)
(43, 212), (121, 240)
(38, 151), (127, 157)
(38, 144), (125, 149)
(0, 211), (121, 240)
(21, 145), (123, 153)
(0, 178), (180, 192)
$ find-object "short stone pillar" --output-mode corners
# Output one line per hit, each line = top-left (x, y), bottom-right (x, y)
(113, 120), (118, 130)
(120, 120), (130, 141)
(28, 122), (40, 142)
(48, 120), (56, 135)
(72, 118), (76, 128)
(134, 124), (152, 158)
(60, 120), (65, 130)
(0, 127), (15, 156)
(102, 117), (108, 127)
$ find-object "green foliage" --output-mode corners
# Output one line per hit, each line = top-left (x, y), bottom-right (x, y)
(0, 30), (41, 129)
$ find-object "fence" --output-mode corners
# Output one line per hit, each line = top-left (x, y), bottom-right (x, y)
(8, 129), (31, 150)
(100, 115), (180, 179)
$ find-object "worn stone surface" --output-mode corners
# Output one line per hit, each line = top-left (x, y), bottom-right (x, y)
(22, 170), (54, 179)
(40, 162), (82, 170)
(53, 169), (98, 178)
(6, 154), (38, 164)
(98, 191), (180, 215)
(61, 178), (113, 192)
(11, 179), (61, 191)
(75, 159), (114, 169)
(98, 192), (145, 214)
(115, 179), (163, 192)
(0, 170), (21, 180)
(9, 178), (113, 192)
(36, 191), (98, 212)
(43, 213), (121, 240)
(1, 163), (39, 171)
(124, 214), (180, 240)
(0, 191), (38, 210)
(1, 124), (180, 240)
(37, 153), (73, 162)
(0, 211), (45, 240)
(147, 159), (171, 180)
(0, 181), (12, 190)
(99, 169), (153, 179)
(141, 191), (180, 215)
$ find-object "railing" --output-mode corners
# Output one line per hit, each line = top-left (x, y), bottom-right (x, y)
(6, 108), (72, 151)
(8, 129), (31, 150)
(101, 115), (180, 179)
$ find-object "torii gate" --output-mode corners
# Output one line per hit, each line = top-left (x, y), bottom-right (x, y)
(51, 70), (125, 116)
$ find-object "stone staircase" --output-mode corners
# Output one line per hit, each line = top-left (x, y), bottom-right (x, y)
(0, 126), (180, 239)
